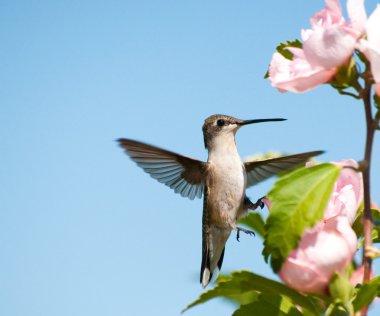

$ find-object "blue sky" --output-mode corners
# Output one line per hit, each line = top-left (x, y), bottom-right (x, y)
(1, 1), (380, 315)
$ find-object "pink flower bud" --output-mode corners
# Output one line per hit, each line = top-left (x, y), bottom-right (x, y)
(266, 159), (362, 294)
(279, 216), (357, 294)
(350, 265), (375, 286)
(324, 159), (363, 224)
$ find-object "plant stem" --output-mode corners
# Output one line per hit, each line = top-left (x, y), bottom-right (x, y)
(339, 90), (361, 99)
(361, 79), (376, 316)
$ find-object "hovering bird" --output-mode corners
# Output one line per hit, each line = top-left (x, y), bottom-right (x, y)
(118, 114), (323, 288)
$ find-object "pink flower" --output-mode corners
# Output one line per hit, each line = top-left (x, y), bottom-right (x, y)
(268, 0), (367, 93)
(358, 5), (380, 96)
(269, 48), (336, 93)
(265, 160), (363, 223)
(324, 159), (363, 224)
(303, 0), (367, 69)
(262, 198), (272, 209)
(350, 265), (375, 286)
(279, 216), (357, 294)
(264, 159), (363, 294)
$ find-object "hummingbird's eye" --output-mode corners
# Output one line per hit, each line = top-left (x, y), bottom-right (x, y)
(217, 119), (225, 127)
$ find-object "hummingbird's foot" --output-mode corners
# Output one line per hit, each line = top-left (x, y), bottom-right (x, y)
(236, 226), (255, 242)
(244, 196), (265, 211)
(253, 196), (265, 210)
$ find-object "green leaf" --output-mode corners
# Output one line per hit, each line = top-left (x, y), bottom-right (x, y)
(374, 94), (380, 110)
(233, 293), (303, 316)
(266, 40), (302, 78)
(330, 57), (359, 90)
(372, 230), (380, 244)
(263, 163), (341, 272)
(328, 273), (355, 315)
(357, 230), (380, 250)
(329, 57), (363, 99)
(182, 271), (321, 315)
(353, 208), (380, 243)
(329, 273), (355, 304)
(276, 39), (303, 60)
(355, 49), (368, 64)
(239, 212), (266, 238)
(325, 303), (350, 316)
(352, 276), (380, 311)
(352, 207), (364, 238)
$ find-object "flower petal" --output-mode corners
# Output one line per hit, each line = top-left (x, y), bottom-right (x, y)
(325, 0), (342, 17)
(279, 216), (357, 294)
(366, 5), (380, 86)
(310, 0), (343, 28)
(268, 50), (336, 93)
(350, 265), (375, 286)
(304, 26), (356, 68)
(347, 0), (367, 36)
(375, 83), (380, 96)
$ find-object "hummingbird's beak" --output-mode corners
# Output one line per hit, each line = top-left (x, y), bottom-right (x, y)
(237, 118), (286, 126)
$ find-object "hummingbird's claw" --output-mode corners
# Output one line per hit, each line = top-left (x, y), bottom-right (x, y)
(236, 226), (255, 242)
(254, 196), (265, 210)
(244, 196), (265, 211)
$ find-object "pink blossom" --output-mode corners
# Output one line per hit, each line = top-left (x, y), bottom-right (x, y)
(262, 198), (272, 209)
(264, 159), (363, 223)
(358, 5), (380, 96)
(279, 216), (357, 294)
(303, 0), (366, 69)
(350, 265), (375, 286)
(268, 0), (367, 93)
(269, 48), (336, 93)
(264, 159), (363, 294)
(324, 159), (363, 224)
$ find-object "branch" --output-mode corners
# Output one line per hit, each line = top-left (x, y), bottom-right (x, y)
(360, 75), (376, 316)
(338, 90), (361, 99)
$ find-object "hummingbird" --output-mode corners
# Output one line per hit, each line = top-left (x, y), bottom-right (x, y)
(118, 114), (323, 288)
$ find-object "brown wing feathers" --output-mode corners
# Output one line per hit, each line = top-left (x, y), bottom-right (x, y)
(118, 138), (206, 200)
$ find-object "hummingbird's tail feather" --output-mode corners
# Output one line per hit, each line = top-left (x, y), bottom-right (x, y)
(200, 247), (225, 288)
(200, 243), (211, 288)
(210, 247), (225, 283)
(201, 268), (211, 289)
(200, 227), (229, 288)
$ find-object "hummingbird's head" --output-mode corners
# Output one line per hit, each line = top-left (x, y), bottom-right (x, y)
(202, 114), (286, 149)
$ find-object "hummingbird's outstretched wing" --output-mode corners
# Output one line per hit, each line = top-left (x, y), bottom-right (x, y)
(244, 150), (324, 188)
(118, 138), (207, 200)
